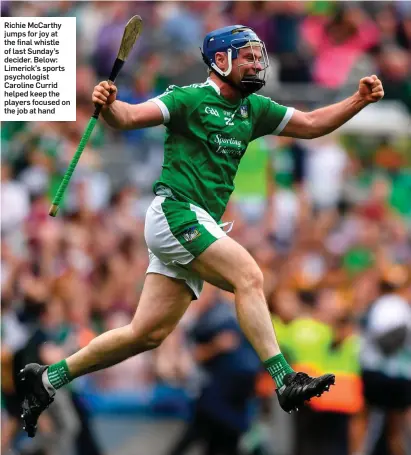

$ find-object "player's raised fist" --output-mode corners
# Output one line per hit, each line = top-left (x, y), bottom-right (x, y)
(358, 75), (384, 104)
(92, 81), (118, 107)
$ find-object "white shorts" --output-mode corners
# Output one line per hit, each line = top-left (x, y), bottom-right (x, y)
(144, 196), (226, 298)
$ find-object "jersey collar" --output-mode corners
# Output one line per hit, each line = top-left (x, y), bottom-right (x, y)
(206, 78), (220, 95)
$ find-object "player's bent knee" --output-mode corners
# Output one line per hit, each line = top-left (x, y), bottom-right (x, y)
(145, 327), (172, 349)
(235, 267), (264, 293)
(129, 324), (172, 351)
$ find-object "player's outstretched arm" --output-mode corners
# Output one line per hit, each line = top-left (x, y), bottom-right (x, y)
(280, 75), (384, 139)
(92, 81), (164, 130)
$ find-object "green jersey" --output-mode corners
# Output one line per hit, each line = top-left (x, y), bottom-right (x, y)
(150, 78), (294, 221)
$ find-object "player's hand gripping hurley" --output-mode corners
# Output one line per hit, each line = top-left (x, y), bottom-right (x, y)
(49, 15), (143, 217)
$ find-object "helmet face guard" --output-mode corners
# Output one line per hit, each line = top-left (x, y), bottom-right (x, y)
(201, 25), (270, 96)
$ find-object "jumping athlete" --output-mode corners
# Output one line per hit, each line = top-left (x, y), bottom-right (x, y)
(18, 25), (384, 438)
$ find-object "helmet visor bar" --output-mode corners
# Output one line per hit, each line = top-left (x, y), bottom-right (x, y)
(230, 37), (269, 81)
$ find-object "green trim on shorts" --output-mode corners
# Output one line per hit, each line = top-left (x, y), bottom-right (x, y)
(161, 198), (219, 258)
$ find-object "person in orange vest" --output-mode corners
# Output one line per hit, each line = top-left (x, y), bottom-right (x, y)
(281, 287), (364, 455)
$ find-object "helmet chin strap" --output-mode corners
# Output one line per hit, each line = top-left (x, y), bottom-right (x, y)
(201, 49), (265, 97)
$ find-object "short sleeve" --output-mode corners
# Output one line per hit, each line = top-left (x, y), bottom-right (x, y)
(251, 95), (295, 140)
(148, 85), (189, 128)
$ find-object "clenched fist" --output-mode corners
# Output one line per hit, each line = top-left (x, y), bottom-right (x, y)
(358, 75), (384, 104)
(92, 81), (118, 107)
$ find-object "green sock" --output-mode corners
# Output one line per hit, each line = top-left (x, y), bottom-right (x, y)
(264, 353), (294, 388)
(46, 360), (72, 390)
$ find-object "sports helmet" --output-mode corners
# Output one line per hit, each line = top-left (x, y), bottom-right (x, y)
(201, 25), (269, 96)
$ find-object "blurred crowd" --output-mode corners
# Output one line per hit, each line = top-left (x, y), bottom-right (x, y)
(1, 1), (411, 455)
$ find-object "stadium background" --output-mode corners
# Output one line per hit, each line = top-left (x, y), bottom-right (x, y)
(1, 1), (411, 455)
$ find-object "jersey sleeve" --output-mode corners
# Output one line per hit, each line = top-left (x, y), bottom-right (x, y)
(148, 85), (191, 130)
(251, 95), (295, 140)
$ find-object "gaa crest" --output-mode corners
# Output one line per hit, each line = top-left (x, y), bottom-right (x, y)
(182, 227), (201, 243)
(240, 105), (248, 118)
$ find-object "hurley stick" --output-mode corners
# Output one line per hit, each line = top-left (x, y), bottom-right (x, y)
(49, 15), (143, 217)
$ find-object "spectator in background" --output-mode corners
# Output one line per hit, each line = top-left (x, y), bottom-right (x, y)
(117, 54), (167, 156)
(168, 285), (262, 455)
(383, 218), (411, 266)
(342, 215), (380, 279)
(360, 276), (411, 455)
(268, 288), (301, 357)
(160, 2), (204, 57)
(2, 280), (81, 455)
(304, 133), (348, 214)
(228, 2), (272, 49)
(230, 138), (272, 227)
(18, 149), (51, 201)
(92, 3), (137, 78)
(375, 4), (399, 47)
(266, 136), (307, 248)
(278, 287), (363, 455)
(298, 288), (364, 455)
(373, 2), (410, 51)
(1, 248), (30, 454)
(359, 176), (391, 224)
(374, 45), (411, 113)
(301, 3), (379, 89)
(76, 3), (114, 65)
(265, 1), (311, 83)
(397, 9), (411, 50)
(1, 162), (30, 237)
(76, 65), (99, 106)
